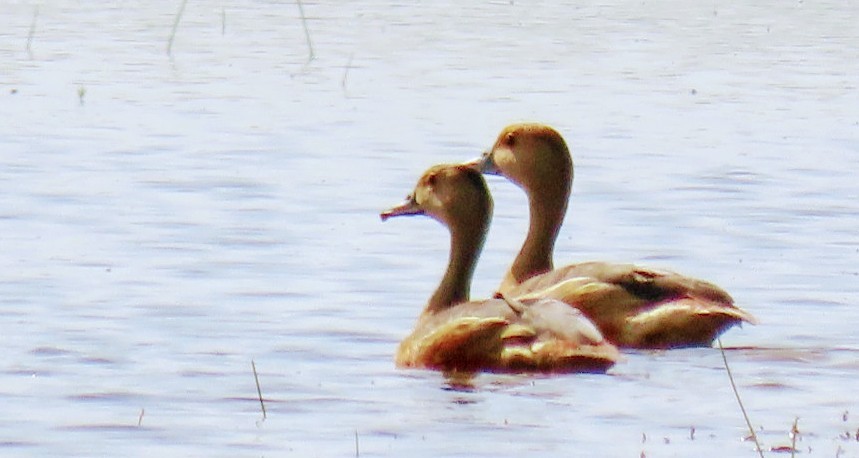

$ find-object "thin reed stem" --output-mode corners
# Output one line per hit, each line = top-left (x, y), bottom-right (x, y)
(252, 360), (267, 420)
(221, 7), (226, 35)
(790, 417), (799, 458)
(718, 338), (764, 458)
(296, 0), (315, 61)
(342, 53), (354, 91)
(26, 5), (39, 57)
(167, 0), (188, 56)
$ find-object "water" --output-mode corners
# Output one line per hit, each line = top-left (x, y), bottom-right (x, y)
(1, 1), (858, 456)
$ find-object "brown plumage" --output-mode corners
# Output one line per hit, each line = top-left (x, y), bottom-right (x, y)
(466, 123), (757, 349)
(381, 164), (619, 372)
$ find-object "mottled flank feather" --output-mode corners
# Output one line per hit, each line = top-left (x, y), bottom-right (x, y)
(395, 295), (619, 373)
(397, 316), (508, 371)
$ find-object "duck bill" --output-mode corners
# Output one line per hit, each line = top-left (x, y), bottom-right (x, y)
(462, 151), (500, 176)
(380, 195), (424, 221)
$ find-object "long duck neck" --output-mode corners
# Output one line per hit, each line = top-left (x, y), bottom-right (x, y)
(426, 220), (486, 313)
(502, 172), (571, 291)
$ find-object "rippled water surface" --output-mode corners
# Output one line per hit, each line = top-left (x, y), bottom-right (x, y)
(2, 1), (858, 456)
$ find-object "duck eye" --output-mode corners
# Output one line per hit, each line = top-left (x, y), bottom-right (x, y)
(504, 132), (515, 146)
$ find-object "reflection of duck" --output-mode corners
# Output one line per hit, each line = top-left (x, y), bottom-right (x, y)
(381, 164), (620, 373)
(467, 123), (757, 349)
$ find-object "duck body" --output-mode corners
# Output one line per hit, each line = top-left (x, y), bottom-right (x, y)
(469, 123), (757, 349)
(382, 164), (619, 373)
(507, 261), (757, 349)
(397, 295), (618, 373)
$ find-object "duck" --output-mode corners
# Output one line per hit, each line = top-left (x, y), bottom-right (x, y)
(381, 163), (620, 373)
(466, 123), (757, 349)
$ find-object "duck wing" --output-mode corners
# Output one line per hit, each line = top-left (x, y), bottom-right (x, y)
(396, 315), (508, 371)
(507, 262), (756, 348)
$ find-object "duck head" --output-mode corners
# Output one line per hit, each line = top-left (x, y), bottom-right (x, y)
(381, 164), (492, 230)
(465, 123), (573, 196)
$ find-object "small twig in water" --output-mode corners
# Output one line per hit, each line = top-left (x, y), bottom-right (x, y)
(167, 0), (188, 56)
(341, 53), (354, 92)
(296, 0), (315, 62)
(137, 408), (145, 426)
(252, 360), (267, 420)
(221, 7), (226, 35)
(26, 5), (39, 57)
(354, 429), (359, 457)
(718, 338), (764, 458)
(790, 417), (799, 458)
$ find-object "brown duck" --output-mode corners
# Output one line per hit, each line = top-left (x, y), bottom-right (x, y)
(467, 123), (757, 349)
(381, 164), (619, 373)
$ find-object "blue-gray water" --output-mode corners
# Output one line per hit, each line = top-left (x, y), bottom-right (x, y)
(1, 1), (858, 456)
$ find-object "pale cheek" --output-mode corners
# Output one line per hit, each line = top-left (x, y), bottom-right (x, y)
(495, 149), (522, 180)
(431, 194), (448, 212)
(415, 189), (431, 206)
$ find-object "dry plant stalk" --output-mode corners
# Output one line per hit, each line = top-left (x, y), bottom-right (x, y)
(252, 360), (267, 420)
(167, 0), (188, 56)
(717, 338), (764, 458)
(296, 0), (315, 61)
(790, 417), (799, 458)
(26, 5), (39, 57)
